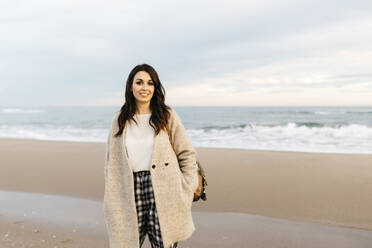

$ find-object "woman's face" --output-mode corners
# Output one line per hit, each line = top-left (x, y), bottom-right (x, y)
(131, 71), (155, 104)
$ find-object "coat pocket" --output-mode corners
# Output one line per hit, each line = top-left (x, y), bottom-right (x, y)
(176, 169), (194, 209)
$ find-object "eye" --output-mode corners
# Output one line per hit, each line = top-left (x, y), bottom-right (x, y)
(148, 82), (154, 85)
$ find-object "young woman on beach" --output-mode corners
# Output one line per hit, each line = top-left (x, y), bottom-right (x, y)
(103, 63), (199, 248)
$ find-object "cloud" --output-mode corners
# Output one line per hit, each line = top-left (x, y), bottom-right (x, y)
(0, 0), (371, 106)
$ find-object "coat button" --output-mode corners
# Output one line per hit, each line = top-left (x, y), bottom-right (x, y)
(152, 164), (156, 169)
(165, 162), (169, 166)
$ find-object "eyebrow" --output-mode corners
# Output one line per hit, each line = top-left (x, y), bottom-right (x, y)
(135, 79), (153, 82)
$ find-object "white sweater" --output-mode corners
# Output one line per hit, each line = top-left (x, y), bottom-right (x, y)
(124, 113), (155, 172)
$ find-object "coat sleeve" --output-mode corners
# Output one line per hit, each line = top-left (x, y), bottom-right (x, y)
(104, 113), (116, 186)
(104, 111), (120, 180)
(103, 113), (127, 247)
(168, 108), (199, 193)
(104, 127), (112, 187)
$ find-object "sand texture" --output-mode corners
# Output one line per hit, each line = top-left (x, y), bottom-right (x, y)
(1, 138), (372, 247)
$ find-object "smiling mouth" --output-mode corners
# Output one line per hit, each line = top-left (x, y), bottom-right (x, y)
(140, 93), (149, 97)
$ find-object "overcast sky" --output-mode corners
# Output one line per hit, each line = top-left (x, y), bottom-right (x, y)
(1, 0), (372, 107)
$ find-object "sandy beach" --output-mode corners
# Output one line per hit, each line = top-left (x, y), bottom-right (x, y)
(1, 138), (372, 247)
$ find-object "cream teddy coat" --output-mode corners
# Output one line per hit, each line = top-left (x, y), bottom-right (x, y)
(103, 107), (199, 248)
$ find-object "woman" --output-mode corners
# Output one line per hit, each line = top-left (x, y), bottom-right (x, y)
(103, 64), (199, 248)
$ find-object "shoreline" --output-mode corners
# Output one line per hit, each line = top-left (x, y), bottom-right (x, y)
(1, 137), (371, 156)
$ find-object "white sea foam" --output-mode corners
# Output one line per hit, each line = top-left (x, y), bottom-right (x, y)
(0, 125), (106, 143)
(187, 123), (372, 154)
(1, 108), (45, 114)
(1, 123), (371, 154)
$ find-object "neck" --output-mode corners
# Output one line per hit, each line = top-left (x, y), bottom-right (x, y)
(136, 102), (151, 114)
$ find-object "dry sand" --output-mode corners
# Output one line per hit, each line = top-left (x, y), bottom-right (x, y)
(1, 138), (372, 247)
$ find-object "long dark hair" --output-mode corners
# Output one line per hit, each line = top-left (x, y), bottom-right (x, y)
(113, 64), (171, 137)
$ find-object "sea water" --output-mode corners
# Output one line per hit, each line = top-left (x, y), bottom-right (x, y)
(1, 106), (371, 154)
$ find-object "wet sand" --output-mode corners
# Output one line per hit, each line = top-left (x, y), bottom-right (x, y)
(1, 191), (372, 248)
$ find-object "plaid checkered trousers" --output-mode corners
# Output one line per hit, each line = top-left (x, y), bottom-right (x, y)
(133, 170), (179, 248)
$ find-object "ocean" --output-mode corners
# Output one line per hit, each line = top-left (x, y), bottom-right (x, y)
(1, 106), (371, 154)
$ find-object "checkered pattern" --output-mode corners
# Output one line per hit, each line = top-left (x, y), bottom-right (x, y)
(133, 170), (179, 248)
